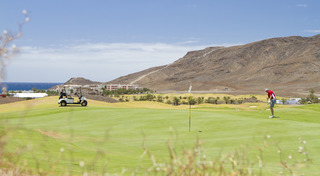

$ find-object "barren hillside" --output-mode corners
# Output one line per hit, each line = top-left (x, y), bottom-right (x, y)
(108, 35), (320, 96)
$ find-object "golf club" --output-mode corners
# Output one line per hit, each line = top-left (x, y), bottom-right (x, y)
(259, 104), (269, 113)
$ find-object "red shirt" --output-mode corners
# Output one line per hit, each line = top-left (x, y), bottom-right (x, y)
(268, 90), (276, 100)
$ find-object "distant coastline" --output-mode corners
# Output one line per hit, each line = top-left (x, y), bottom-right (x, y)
(1, 82), (62, 91)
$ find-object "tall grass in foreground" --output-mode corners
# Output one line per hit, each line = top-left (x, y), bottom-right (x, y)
(0, 119), (312, 176)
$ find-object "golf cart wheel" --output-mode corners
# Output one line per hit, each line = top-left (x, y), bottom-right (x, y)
(61, 101), (67, 106)
(81, 100), (87, 106)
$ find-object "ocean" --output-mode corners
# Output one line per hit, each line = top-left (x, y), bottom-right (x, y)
(1, 82), (62, 91)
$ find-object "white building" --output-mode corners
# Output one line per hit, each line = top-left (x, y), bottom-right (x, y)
(13, 93), (48, 99)
(287, 98), (301, 104)
(276, 98), (301, 105)
(105, 84), (140, 91)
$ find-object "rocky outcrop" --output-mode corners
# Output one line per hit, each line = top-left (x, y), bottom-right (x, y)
(64, 77), (101, 85)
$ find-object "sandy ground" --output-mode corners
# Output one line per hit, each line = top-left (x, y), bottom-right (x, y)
(0, 97), (25, 105)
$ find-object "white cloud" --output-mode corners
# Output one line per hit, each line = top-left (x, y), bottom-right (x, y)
(7, 42), (240, 82)
(304, 30), (320, 33)
(296, 4), (307, 8)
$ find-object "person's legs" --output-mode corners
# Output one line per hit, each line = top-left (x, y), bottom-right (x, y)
(269, 99), (276, 118)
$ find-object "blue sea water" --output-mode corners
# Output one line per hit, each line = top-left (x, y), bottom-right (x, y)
(1, 82), (62, 91)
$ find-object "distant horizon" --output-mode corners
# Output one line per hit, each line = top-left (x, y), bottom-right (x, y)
(1, 82), (62, 91)
(2, 81), (63, 83)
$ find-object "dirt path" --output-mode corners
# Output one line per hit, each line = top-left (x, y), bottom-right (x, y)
(130, 63), (172, 84)
(35, 129), (64, 139)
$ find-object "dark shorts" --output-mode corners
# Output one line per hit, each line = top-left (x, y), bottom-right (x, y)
(270, 99), (276, 108)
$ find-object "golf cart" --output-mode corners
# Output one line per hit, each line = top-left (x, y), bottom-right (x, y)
(58, 87), (87, 106)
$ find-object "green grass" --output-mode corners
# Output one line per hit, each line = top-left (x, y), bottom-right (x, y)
(0, 97), (320, 175)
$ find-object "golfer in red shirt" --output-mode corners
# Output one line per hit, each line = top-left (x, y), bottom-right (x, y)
(265, 88), (276, 118)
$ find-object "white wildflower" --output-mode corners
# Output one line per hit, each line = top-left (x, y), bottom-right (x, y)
(299, 146), (303, 150)
(25, 17), (30, 22)
(60, 148), (64, 152)
(22, 9), (27, 15)
(79, 161), (85, 167)
(288, 155), (292, 159)
(277, 150), (281, 154)
(203, 154), (206, 159)
(267, 135), (271, 139)
(303, 141), (307, 144)
(3, 30), (8, 35)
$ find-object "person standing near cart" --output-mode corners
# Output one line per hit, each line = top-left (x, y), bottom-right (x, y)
(265, 88), (276, 118)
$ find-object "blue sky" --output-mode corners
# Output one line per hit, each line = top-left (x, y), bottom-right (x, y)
(1, 0), (320, 82)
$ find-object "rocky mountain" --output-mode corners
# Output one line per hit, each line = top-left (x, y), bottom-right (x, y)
(108, 35), (320, 96)
(64, 77), (101, 85)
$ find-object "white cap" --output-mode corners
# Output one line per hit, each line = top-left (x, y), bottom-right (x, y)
(265, 88), (268, 92)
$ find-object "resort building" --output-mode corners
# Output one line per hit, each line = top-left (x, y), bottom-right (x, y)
(276, 98), (302, 105)
(105, 84), (140, 91)
(51, 84), (140, 93)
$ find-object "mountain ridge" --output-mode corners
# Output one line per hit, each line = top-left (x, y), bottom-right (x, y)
(107, 35), (320, 96)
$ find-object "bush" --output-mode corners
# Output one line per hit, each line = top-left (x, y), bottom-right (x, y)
(139, 96), (147, 101)
(205, 97), (218, 104)
(181, 101), (188, 105)
(196, 97), (204, 104)
(146, 94), (154, 101)
(223, 96), (231, 104)
(189, 98), (197, 105)
(173, 97), (180, 106)
(300, 89), (319, 104)
(157, 96), (163, 102)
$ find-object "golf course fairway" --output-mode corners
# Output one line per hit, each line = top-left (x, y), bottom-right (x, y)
(0, 96), (319, 175)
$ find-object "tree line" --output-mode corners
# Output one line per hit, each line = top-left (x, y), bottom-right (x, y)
(102, 88), (153, 97)
(117, 94), (259, 105)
